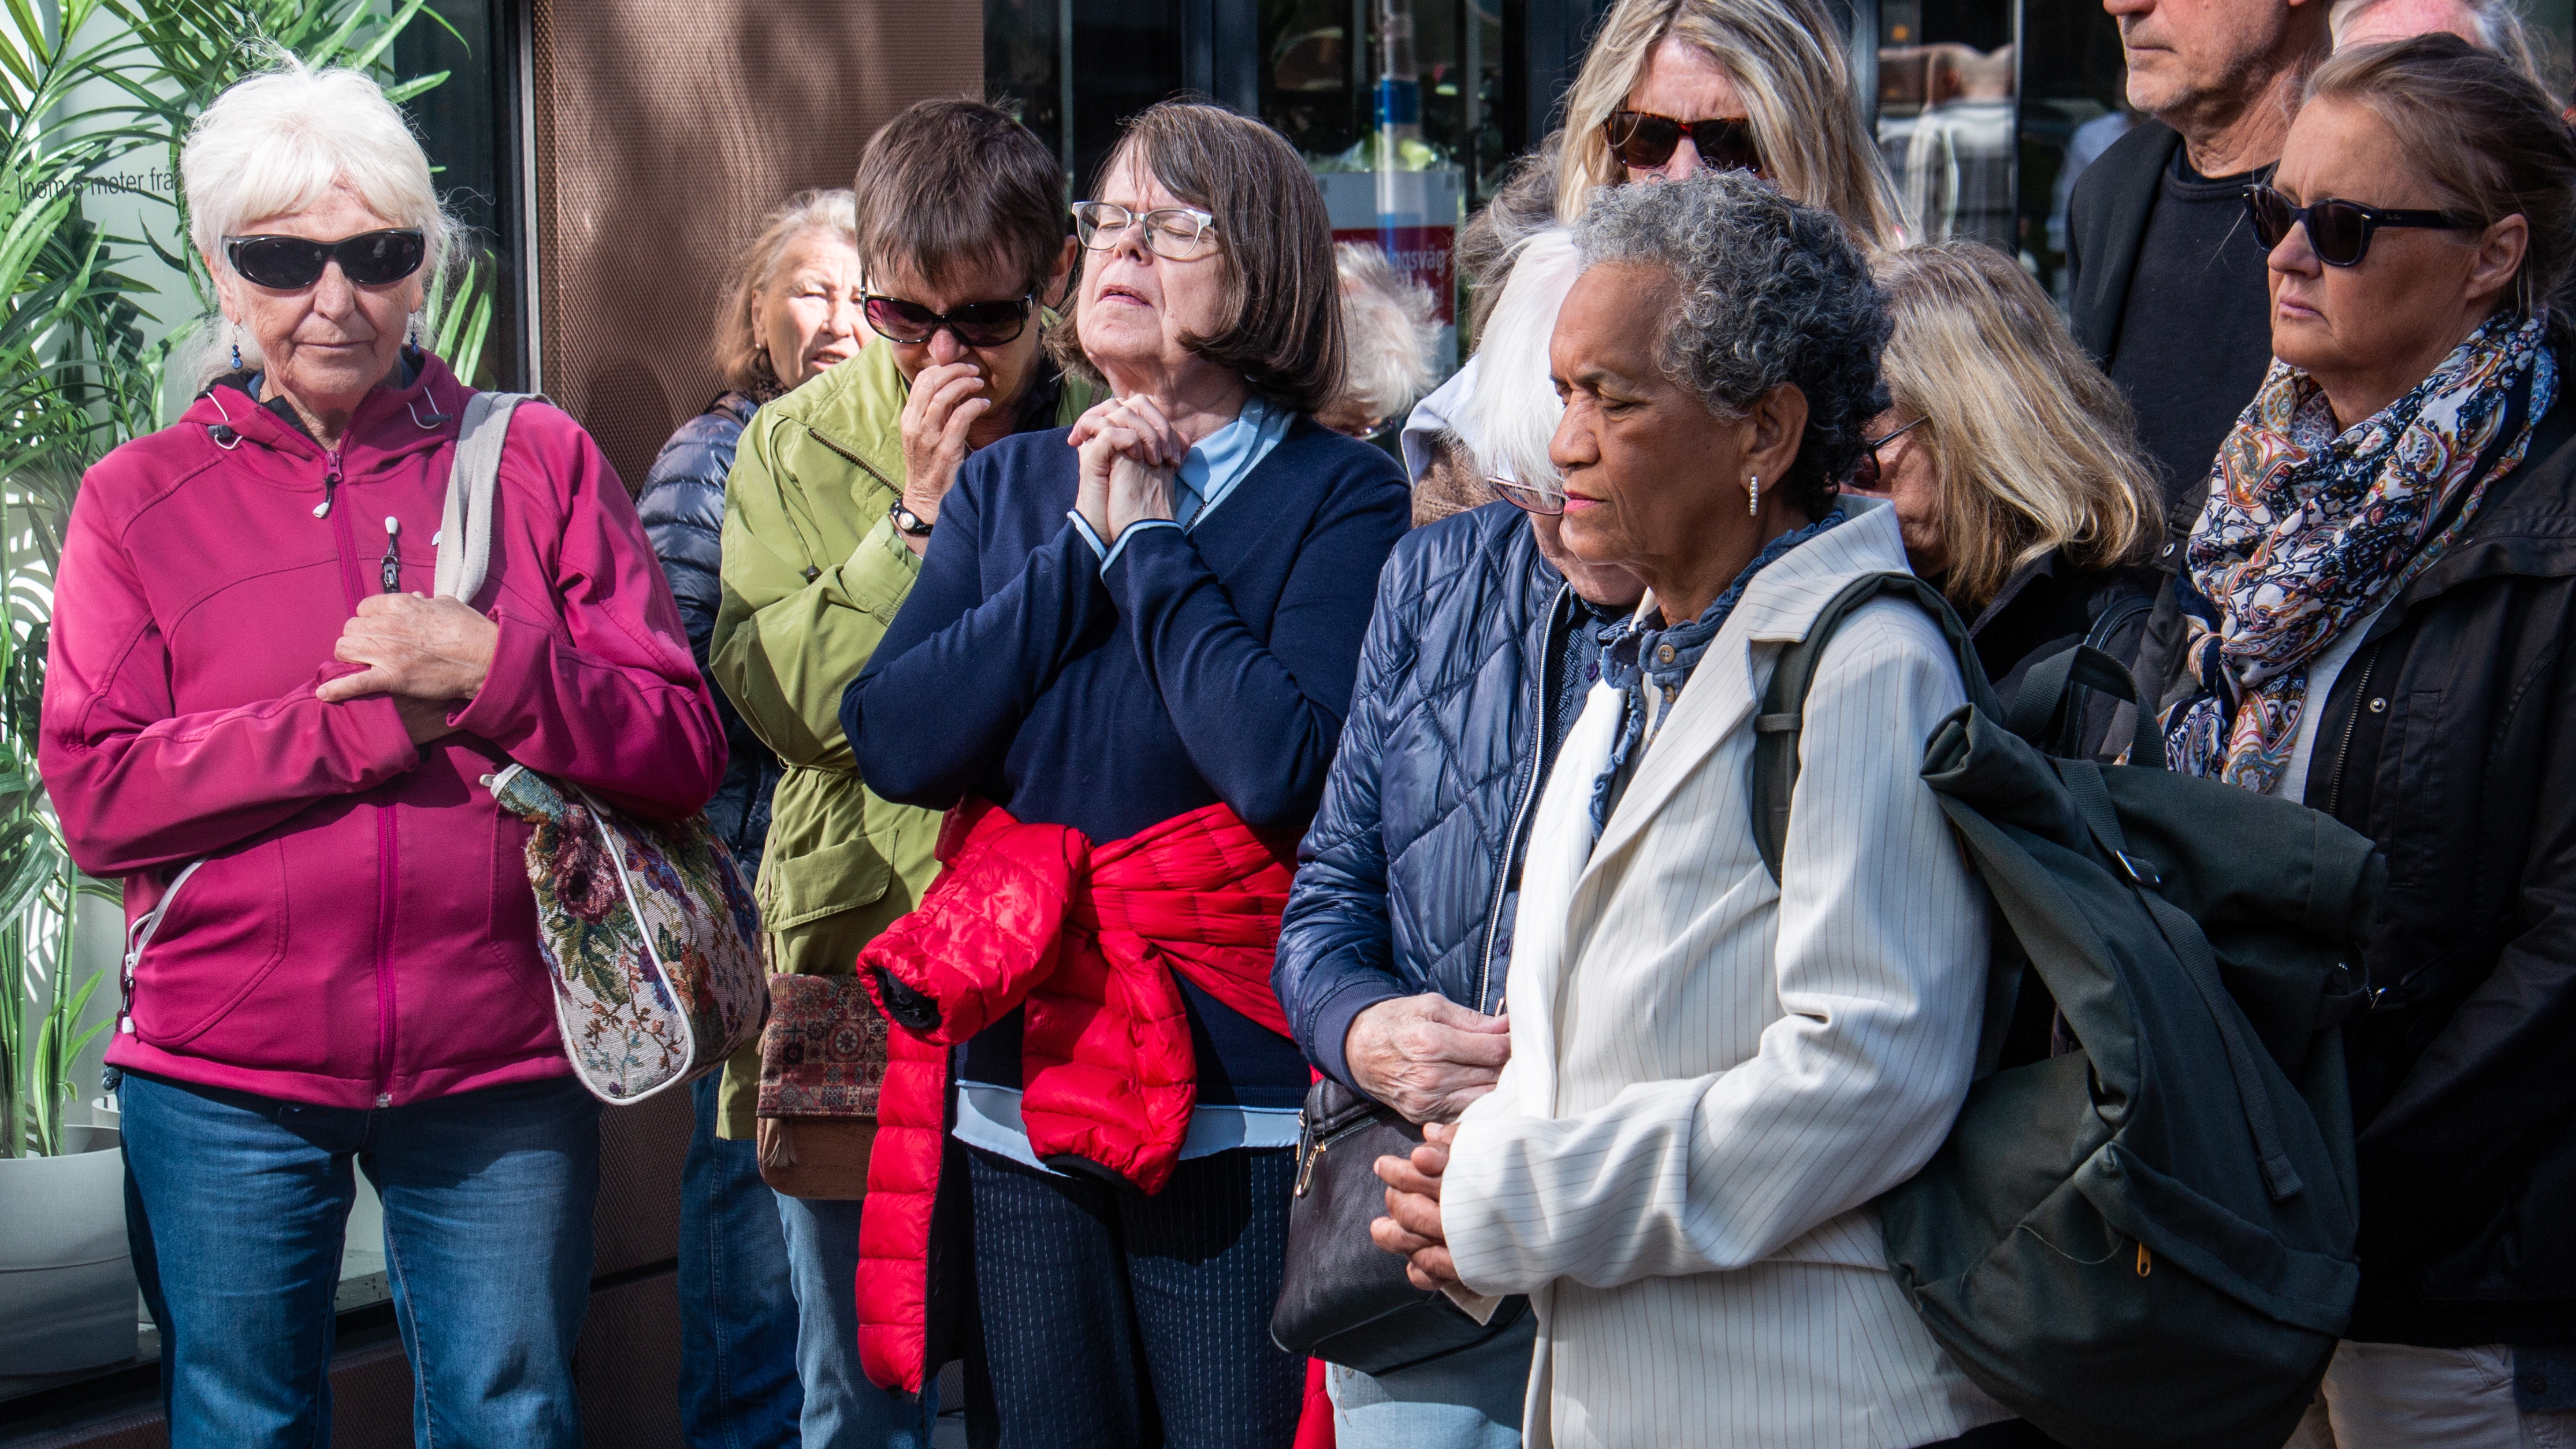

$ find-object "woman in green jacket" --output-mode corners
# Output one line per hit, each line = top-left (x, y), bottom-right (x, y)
(708, 96), (1088, 1449)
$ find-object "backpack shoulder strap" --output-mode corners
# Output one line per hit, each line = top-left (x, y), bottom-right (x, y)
(436, 392), (539, 605)
(1751, 571), (1993, 882)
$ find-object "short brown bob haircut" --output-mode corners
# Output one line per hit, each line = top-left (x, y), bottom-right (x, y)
(853, 98), (1069, 301)
(1052, 101), (1345, 415)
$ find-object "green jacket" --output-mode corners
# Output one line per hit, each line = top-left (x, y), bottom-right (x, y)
(707, 342), (1091, 1135)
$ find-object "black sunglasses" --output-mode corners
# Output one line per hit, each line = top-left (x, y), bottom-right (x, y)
(1851, 415), (1927, 491)
(1603, 110), (1764, 175)
(862, 292), (1036, 348)
(224, 229), (426, 290)
(2243, 184), (2481, 268)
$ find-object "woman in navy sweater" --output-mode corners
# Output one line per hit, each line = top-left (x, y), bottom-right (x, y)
(843, 101), (1410, 1447)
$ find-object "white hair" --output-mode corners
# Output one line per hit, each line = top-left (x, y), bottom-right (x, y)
(1332, 242), (1439, 423)
(182, 50), (452, 377)
(1454, 228), (1582, 493)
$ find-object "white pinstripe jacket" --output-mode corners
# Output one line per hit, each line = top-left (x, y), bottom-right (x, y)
(1441, 503), (2013, 1448)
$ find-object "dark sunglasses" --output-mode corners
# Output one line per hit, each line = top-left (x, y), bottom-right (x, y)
(1850, 415), (1927, 491)
(862, 292), (1035, 348)
(1603, 110), (1764, 174)
(1488, 475), (1564, 516)
(2243, 184), (2480, 268)
(223, 229), (426, 290)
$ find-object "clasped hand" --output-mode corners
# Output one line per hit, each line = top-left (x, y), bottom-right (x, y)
(1371, 1120), (1463, 1292)
(314, 592), (498, 744)
(1070, 395), (1183, 546)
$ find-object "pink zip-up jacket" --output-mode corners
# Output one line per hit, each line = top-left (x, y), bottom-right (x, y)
(41, 354), (726, 1108)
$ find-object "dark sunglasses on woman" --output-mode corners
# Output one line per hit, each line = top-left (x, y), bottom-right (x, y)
(223, 229), (426, 290)
(2242, 183), (2480, 268)
(861, 292), (1036, 348)
(1603, 110), (1764, 175)
(1849, 415), (1926, 491)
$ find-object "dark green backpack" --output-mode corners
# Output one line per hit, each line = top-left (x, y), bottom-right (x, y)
(1752, 573), (2382, 1449)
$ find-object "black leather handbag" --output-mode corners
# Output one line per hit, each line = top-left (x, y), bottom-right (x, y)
(1268, 1077), (1527, 1374)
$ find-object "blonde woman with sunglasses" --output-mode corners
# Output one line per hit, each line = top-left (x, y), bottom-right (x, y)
(1403, 0), (1903, 514)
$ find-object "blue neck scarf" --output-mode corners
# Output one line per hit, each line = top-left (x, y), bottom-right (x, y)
(1588, 513), (1843, 834)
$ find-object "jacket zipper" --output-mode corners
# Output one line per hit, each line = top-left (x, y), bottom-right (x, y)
(2323, 644), (2382, 820)
(324, 448), (399, 1108)
(1474, 582), (1570, 1015)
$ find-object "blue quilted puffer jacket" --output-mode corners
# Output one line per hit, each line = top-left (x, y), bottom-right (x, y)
(638, 392), (784, 878)
(1277, 500), (1570, 1090)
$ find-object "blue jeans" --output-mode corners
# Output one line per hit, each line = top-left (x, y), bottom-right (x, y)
(679, 1073), (802, 1448)
(120, 1071), (600, 1449)
(1325, 1310), (1535, 1449)
(776, 1192), (938, 1448)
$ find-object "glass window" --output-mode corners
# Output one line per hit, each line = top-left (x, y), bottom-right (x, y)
(1261, 0), (1511, 379)
(987, 0), (1190, 196)
(2019, 3), (2132, 306)
(1876, 0), (2018, 256)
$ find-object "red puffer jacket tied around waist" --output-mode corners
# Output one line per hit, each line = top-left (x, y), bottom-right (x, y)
(853, 798), (1297, 1392)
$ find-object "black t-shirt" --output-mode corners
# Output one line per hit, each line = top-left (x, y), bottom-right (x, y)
(2106, 148), (2277, 527)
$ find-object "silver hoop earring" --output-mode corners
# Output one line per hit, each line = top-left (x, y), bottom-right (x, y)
(1747, 474), (1760, 517)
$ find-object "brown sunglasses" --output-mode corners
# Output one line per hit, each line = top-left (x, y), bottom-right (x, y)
(1603, 110), (1764, 175)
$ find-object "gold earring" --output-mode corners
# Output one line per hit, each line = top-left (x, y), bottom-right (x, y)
(1748, 473), (1760, 516)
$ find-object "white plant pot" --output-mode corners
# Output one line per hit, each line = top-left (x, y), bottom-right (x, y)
(0, 1124), (137, 1374)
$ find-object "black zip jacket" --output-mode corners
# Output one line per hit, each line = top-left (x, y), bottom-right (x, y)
(2251, 392), (2576, 1347)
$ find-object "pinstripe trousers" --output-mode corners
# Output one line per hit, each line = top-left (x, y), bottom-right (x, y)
(964, 1144), (1305, 1448)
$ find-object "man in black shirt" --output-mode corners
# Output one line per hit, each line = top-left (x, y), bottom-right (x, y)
(2067, 0), (2332, 703)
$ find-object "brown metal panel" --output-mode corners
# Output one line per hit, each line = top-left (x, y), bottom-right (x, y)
(590, 1084), (691, 1279)
(527, 1), (984, 489)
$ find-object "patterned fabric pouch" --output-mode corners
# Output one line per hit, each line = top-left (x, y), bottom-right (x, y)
(755, 975), (886, 1199)
(487, 764), (768, 1104)
(446, 394), (765, 1105)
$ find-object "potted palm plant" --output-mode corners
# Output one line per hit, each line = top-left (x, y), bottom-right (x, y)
(0, 0), (478, 1380)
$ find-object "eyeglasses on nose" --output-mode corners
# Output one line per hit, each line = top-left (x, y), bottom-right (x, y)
(1071, 200), (1220, 260)
(1850, 415), (1927, 491)
(1602, 111), (1764, 176)
(862, 292), (1036, 348)
(1488, 474), (1566, 516)
(223, 229), (427, 290)
(2243, 184), (2480, 268)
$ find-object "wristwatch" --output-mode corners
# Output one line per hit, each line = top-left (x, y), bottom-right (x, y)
(890, 500), (934, 537)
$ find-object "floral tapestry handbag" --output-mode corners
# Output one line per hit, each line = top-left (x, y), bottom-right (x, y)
(444, 393), (767, 1105)
(754, 975), (885, 1199)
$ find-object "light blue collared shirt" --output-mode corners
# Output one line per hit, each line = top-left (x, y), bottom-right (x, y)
(1068, 393), (1292, 572)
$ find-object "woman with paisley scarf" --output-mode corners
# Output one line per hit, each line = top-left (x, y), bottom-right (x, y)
(2151, 35), (2576, 1447)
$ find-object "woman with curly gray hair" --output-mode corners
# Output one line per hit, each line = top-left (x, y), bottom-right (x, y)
(1368, 171), (2039, 1448)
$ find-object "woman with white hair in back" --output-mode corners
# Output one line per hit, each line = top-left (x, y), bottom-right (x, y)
(1273, 229), (1644, 1449)
(38, 57), (722, 1448)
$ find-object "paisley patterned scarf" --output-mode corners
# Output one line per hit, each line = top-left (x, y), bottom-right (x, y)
(2163, 310), (2556, 792)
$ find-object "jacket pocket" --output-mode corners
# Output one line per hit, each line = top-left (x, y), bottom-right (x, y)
(757, 837), (894, 934)
(129, 838), (291, 1047)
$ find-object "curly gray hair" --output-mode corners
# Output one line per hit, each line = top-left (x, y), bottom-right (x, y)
(1571, 171), (1889, 515)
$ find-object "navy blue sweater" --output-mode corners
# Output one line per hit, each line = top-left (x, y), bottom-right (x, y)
(844, 418), (1410, 1108)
